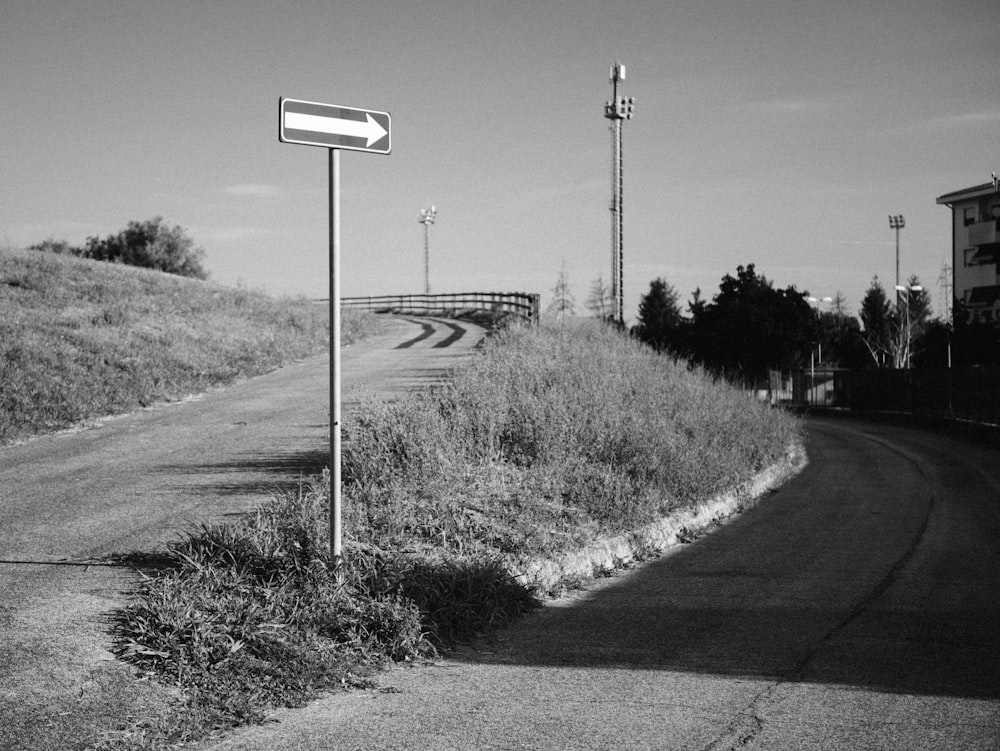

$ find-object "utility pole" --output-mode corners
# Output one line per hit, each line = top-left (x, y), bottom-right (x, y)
(419, 205), (436, 294)
(605, 61), (634, 325)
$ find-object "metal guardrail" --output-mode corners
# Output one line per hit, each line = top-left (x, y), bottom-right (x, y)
(761, 367), (1000, 427)
(339, 292), (541, 324)
(756, 367), (1000, 443)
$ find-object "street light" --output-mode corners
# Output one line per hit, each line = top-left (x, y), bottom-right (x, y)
(418, 205), (437, 294)
(604, 61), (635, 325)
(807, 296), (832, 405)
(894, 284), (923, 369)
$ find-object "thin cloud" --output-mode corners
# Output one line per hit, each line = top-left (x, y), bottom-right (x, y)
(194, 226), (272, 244)
(3, 221), (106, 245)
(915, 110), (1000, 130)
(223, 183), (283, 198)
(740, 98), (837, 115)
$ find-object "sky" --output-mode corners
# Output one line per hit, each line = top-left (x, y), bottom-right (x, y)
(2, 0), (998, 321)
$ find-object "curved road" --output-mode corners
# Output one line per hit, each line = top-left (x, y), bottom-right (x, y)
(0, 316), (486, 750)
(205, 417), (1000, 751)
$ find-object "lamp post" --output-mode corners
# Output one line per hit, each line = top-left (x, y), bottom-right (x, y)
(894, 284), (923, 369)
(604, 61), (634, 325)
(418, 205), (436, 295)
(807, 296), (832, 405)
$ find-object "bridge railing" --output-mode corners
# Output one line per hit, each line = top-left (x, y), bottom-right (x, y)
(340, 292), (541, 324)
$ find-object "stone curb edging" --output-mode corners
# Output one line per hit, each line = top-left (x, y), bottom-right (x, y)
(513, 441), (809, 595)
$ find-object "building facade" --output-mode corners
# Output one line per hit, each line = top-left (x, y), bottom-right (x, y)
(937, 181), (1000, 323)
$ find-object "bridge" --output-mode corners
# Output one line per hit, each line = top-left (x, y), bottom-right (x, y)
(338, 292), (540, 324)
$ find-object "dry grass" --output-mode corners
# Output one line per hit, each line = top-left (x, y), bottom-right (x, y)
(344, 318), (801, 562)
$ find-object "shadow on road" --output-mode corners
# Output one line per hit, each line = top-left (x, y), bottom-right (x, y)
(155, 447), (329, 496)
(446, 424), (1000, 702)
(395, 319), (469, 349)
(456, 536), (997, 700)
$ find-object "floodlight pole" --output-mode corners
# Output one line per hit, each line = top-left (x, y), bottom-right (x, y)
(889, 214), (905, 302)
(329, 148), (342, 568)
(419, 205), (437, 295)
(889, 214), (906, 369)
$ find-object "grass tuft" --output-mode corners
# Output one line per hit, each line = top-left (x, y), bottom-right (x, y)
(107, 476), (539, 747)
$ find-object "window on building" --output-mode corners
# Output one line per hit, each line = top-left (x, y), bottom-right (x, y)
(964, 248), (979, 266)
(964, 207), (977, 226)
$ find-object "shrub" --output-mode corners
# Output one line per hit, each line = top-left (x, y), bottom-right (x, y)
(80, 217), (208, 279)
(28, 237), (76, 254)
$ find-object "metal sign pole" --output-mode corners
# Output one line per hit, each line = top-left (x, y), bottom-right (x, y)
(329, 147), (342, 567)
(279, 95), (391, 568)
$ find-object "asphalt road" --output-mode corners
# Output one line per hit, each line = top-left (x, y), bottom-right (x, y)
(0, 316), (485, 750)
(201, 417), (1000, 751)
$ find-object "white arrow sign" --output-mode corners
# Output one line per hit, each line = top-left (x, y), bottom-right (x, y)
(284, 111), (388, 147)
(279, 98), (391, 154)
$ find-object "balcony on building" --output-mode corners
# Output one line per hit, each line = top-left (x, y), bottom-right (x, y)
(968, 218), (1000, 247)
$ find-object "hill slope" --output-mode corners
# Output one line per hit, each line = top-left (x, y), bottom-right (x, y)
(0, 248), (356, 445)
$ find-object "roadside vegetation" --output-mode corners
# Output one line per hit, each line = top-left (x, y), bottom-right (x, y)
(103, 318), (801, 749)
(29, 216), (211, 279)
(0, 246), (379, 445)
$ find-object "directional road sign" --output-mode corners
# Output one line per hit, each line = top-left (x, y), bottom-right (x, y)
(279, 97), (391, 154)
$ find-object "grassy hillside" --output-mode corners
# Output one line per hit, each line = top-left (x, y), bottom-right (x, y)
(0, 247), (375, 445)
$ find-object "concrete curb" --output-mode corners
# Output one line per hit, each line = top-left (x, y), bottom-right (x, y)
(513, 441), (809, 595)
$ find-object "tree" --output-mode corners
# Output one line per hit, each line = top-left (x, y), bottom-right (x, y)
(859, 276), (893, 368)
(831, 290), (850, 318)
(687, 287), (707, 319)
(686, 264), (813, 380)
(546, 261), (575, 319)
(584, 275), (613, 319)
(634, 277), (684, 352)
(891, 274), (931, 368)
(813, 291), (868, 369)
(81, 217), (208, 279)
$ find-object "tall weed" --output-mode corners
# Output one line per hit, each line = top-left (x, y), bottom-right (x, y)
(344, 318), (800, 559)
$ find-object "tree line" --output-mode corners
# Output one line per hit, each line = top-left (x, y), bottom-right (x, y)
(549, 263), (1000, 380)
